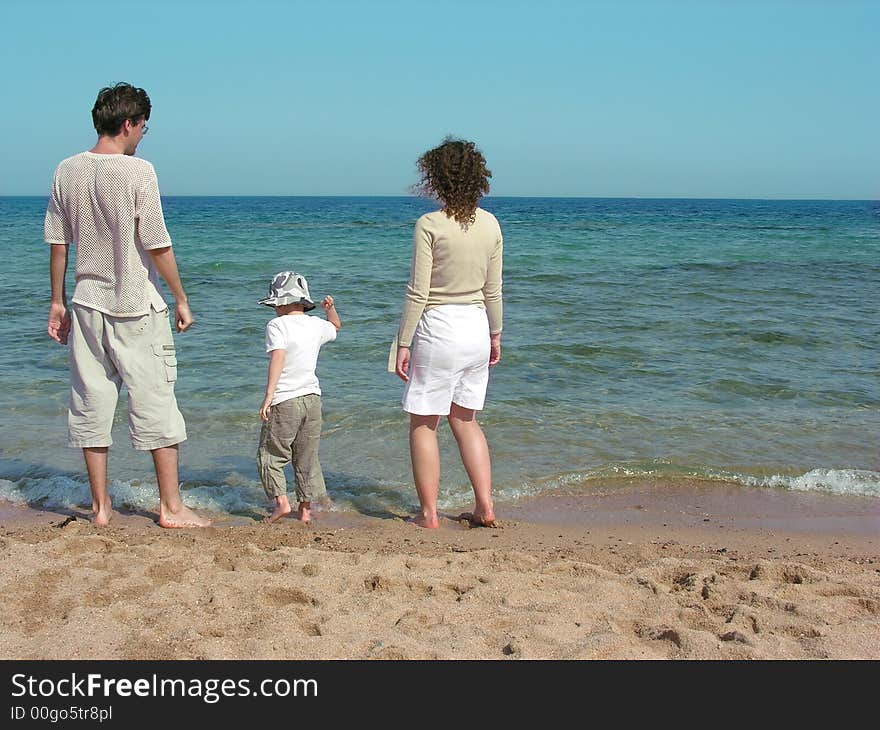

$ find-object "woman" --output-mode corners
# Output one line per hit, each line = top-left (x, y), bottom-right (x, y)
(394, 138), (503, 529)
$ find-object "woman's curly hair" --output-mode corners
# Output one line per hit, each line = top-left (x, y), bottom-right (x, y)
(414, 137), (491, 226)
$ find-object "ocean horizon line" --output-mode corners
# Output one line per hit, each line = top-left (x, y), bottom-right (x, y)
(2, 194), (878, 202)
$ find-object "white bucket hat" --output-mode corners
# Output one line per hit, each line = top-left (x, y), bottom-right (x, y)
(258, 271), (316, 310)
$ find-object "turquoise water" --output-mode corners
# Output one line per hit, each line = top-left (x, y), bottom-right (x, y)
(1, 196), (878, 517)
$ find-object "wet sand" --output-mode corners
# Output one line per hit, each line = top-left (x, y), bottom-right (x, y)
(1, 480), (878, 659)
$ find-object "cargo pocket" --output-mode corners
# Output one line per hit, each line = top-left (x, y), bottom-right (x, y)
(152, 343), (178, 382)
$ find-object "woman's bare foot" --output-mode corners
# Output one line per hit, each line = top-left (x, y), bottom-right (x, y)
(158, 503), (212, 529)
(92, 498), (113, 527)
(264, 496), (292, 524)
(297, 501), (312, 524)
(409, 512), (440, 529)
(458, 510), (497, 528)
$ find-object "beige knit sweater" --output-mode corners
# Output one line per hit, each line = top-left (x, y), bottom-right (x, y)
(396, 207), (503, 348)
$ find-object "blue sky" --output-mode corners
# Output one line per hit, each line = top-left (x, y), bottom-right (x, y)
(2, 0), (877, 198)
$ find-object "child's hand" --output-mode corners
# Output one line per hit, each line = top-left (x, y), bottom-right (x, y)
(260, 395), (273, 422)
(322, 295), (342, 330)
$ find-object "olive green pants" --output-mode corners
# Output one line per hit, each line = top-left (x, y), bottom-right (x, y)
(256, 394), (326, 502)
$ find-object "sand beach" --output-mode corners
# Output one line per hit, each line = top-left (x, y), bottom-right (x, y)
(2, 480), (878, 661)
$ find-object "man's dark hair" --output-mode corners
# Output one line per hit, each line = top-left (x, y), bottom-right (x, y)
(91, 83), (151, 136)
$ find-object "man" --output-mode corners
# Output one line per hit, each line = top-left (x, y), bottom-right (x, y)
(44, 82), (209, 528)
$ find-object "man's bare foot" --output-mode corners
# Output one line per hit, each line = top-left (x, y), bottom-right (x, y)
(158, 504), (212, 529)
(92, 499), (113, 527)
(264, 499), (292, 524)
(297, 502), (312, 524)
(458, 511), (498, 528)
(409, 513), (440, 529)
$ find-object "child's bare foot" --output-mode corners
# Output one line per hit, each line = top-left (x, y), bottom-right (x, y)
(158, 503), (212, 529)
(297, 501), (312, 524)
(92, 498), (113, 527)
(264, 496), (292, 524)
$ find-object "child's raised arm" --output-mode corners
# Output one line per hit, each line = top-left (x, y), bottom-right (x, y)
(322, 295), (342, 330)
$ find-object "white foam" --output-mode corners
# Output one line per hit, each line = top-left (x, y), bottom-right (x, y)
(1, 465), (876, 519)
(0, 474), (158, 512)
(501, 464), (880, 500)
(744, 468), (880, 497)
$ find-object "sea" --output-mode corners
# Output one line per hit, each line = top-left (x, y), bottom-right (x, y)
(0, 196), (878, 520)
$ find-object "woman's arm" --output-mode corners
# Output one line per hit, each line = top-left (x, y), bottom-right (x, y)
(483, 232), (503, 336)
(397, 219), (433, 348)
(484, 230), (503, 366)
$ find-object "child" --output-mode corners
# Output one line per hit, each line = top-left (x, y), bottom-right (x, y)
(256, 270), (341, 524)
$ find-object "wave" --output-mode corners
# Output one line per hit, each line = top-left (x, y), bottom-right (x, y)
(2, 463), (876, 524)
(723, 468), (880, 497)
(0, 475), (268, 518)
(518, 463), (880, 499)
(0, 467), (420, 519)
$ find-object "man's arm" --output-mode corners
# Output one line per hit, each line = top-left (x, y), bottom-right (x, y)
(148, 246), (193, 332)
(47, 243), (71, 344)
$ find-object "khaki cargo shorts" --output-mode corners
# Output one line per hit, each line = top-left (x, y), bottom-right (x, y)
(68, 303), (187, 450)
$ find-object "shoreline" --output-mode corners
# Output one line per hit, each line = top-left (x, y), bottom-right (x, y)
(3, 476), (878, 540)
(1, 482), (878, 659)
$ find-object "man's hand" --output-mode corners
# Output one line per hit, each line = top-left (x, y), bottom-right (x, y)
(396, 346), (410, 382)
(148, 247), (192, 332)
(47, 303), (70, 345)
(175, 300), (194, 332)
(489, 333), (502, 366)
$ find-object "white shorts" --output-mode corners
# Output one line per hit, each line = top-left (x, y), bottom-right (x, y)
(402, 305), (490, 415)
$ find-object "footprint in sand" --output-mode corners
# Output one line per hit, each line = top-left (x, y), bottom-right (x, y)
(265, 586), (319, 607)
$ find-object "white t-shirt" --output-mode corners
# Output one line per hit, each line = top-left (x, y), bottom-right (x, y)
(265, 314), (338, 405)
(44, 152), (170, 316)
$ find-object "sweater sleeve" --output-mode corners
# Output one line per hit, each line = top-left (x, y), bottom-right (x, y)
(396, 217), (434, 347)
(483, 224), (503, 334)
